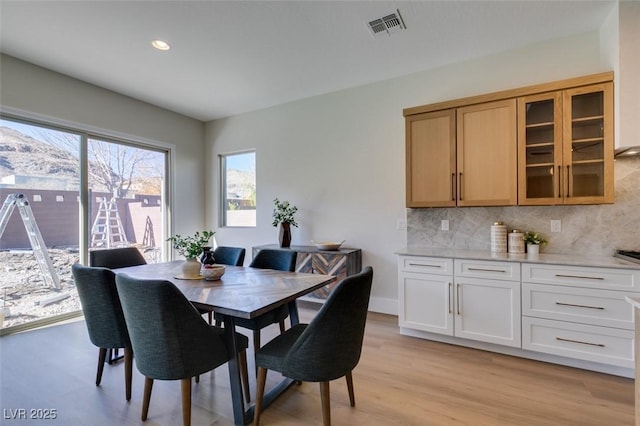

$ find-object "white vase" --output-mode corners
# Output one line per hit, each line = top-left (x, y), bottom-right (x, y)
(181, 258), (201, 278)
(527, 244), (540, 255)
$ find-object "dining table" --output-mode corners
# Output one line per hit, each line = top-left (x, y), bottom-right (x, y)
(114, 260), (336, 426)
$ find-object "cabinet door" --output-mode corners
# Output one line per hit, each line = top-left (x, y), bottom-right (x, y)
(456, 99), (517, 206)
(562, 83), (614, 204)
(518, 92), (563, 205)
(399, 271), (453, 335)
(405, 109), (456, 207)
(454, 277), (521, 347)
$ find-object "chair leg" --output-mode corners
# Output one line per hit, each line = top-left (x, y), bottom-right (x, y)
(253, 367), (268, 426)
(214, 319), (222, 327)
(96, 348), (107, 385)
(345, 371), (355, 407)
(195, 375), (200, 384)
(319, 381), (331, 426)
(142, 377), (154, 421)
(181, 378), (192, 426)
(124, 347), (133, 401)
(238, 350), (251, 403)
(278, 319), (286, 334)
(207, 311), (213, 324)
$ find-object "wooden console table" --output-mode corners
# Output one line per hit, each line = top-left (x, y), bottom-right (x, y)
(252, 244), (362, 300)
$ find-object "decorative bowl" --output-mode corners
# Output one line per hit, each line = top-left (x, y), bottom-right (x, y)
(311, 240), (345, 251)
(201, 264), (225, 281)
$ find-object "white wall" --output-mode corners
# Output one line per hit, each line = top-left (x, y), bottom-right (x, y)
(205, 31), (609, 314)
(0, 54), (206, 241)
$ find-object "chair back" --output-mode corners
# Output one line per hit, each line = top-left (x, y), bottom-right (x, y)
(250, 249), (297, 272)
(89, 247), (147, 269)
(213, 246), (246, 266)
(115, 274), (232, 380)
(282, 266), (373, 382)
(71, 263), (130, 350)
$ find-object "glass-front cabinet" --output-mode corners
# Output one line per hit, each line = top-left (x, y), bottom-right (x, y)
(518, 82), (614, 205)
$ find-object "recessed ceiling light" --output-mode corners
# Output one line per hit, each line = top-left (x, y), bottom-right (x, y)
(151, 40), (171, 51)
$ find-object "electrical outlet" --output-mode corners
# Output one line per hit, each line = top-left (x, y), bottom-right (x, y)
(441, 220), (449, 231)
(396, 219), (407, 230)
(550, 220), (562, 233)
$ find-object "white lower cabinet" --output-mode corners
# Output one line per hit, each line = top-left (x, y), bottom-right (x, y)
(522, 263), (640, 368)
(398, 257), (520, 347)
(398, 256), (453, 334)
(399, 254), (640, 375)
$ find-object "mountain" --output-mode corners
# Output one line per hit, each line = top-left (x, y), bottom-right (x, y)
(0, 126), (79, 183)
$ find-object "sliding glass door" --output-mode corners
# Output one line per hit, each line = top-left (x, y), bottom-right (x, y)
(0, 117), (168, 331)
(87, 137), (166, 263)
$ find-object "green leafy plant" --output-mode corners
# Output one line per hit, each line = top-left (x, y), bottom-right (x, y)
(523, 231), (547, 245)
(167, 230), (215, 259)
(272, 198), (298, 227)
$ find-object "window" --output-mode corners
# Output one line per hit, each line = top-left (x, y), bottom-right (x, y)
(221, 151), (256, 227)
(0, 116), (169, 332)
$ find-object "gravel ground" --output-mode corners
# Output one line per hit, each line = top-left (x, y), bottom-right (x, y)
(0, 249), (81, 328)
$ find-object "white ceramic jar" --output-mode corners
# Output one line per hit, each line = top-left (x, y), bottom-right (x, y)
(508, 229), (525, 254)
(491, 222), (507, 253)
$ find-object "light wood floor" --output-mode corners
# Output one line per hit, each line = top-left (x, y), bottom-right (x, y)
(0, 303), (634, 425)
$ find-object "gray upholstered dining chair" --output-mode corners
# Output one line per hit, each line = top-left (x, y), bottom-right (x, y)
(115, 273), (251, 426)
(213, 246), (246, 266)
(89, 246), (147, 363)
(215, 248), (298, 353)
(71, 263), (133, 401)
(89, 246), (147, 270)
(192, 246), (247, 324)
(253, 266), (374, 426)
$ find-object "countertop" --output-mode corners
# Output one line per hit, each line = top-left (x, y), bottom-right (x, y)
(396, 246), (640, 270)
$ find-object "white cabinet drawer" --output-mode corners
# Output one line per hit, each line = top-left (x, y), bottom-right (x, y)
(399, 256), (453, 276)
(522, 263), (640, 291)
(522, 317), (634, 368)
(522, 283), (635, 330)
(454, 259), (520, 281)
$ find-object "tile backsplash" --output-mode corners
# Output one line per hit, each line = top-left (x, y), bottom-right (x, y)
(407, 156), (640, 256)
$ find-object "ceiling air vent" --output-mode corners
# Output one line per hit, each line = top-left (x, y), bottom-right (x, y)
(367, 9), (406, 37)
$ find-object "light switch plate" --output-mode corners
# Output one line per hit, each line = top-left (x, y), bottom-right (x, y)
(551, 220), (561, 233)
(441, 220), (449, 231)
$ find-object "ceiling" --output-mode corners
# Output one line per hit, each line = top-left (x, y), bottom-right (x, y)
(0, 1), (615, 122)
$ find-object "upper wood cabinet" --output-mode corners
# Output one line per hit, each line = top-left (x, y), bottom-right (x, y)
(456, 100), (517, 206)
(518, 82), (614, 205)
(405, 100), (517, 208)
(406, 109), (456, 207)
(404, 72), (614, 208)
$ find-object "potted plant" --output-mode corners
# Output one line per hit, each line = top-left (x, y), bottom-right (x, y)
(523, 231), (547, 255)
(167, 230), (215, 277)
(272, 198), (298, 248)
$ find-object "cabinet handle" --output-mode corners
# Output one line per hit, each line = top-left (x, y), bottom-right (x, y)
(448, 282), (452, 314)
(451, 173), (456, 201)
(566, 165), (571, 198)
(458, 172), (463, 201)
(456, 283), (461, 315)
(555, 274), (604, 280)
(468, 267), (507, 273)
(555, 337), (605, 348)
(408, 263), (441, 268)
(555, 302), (605, 310)
(557, 165), (562, 198)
